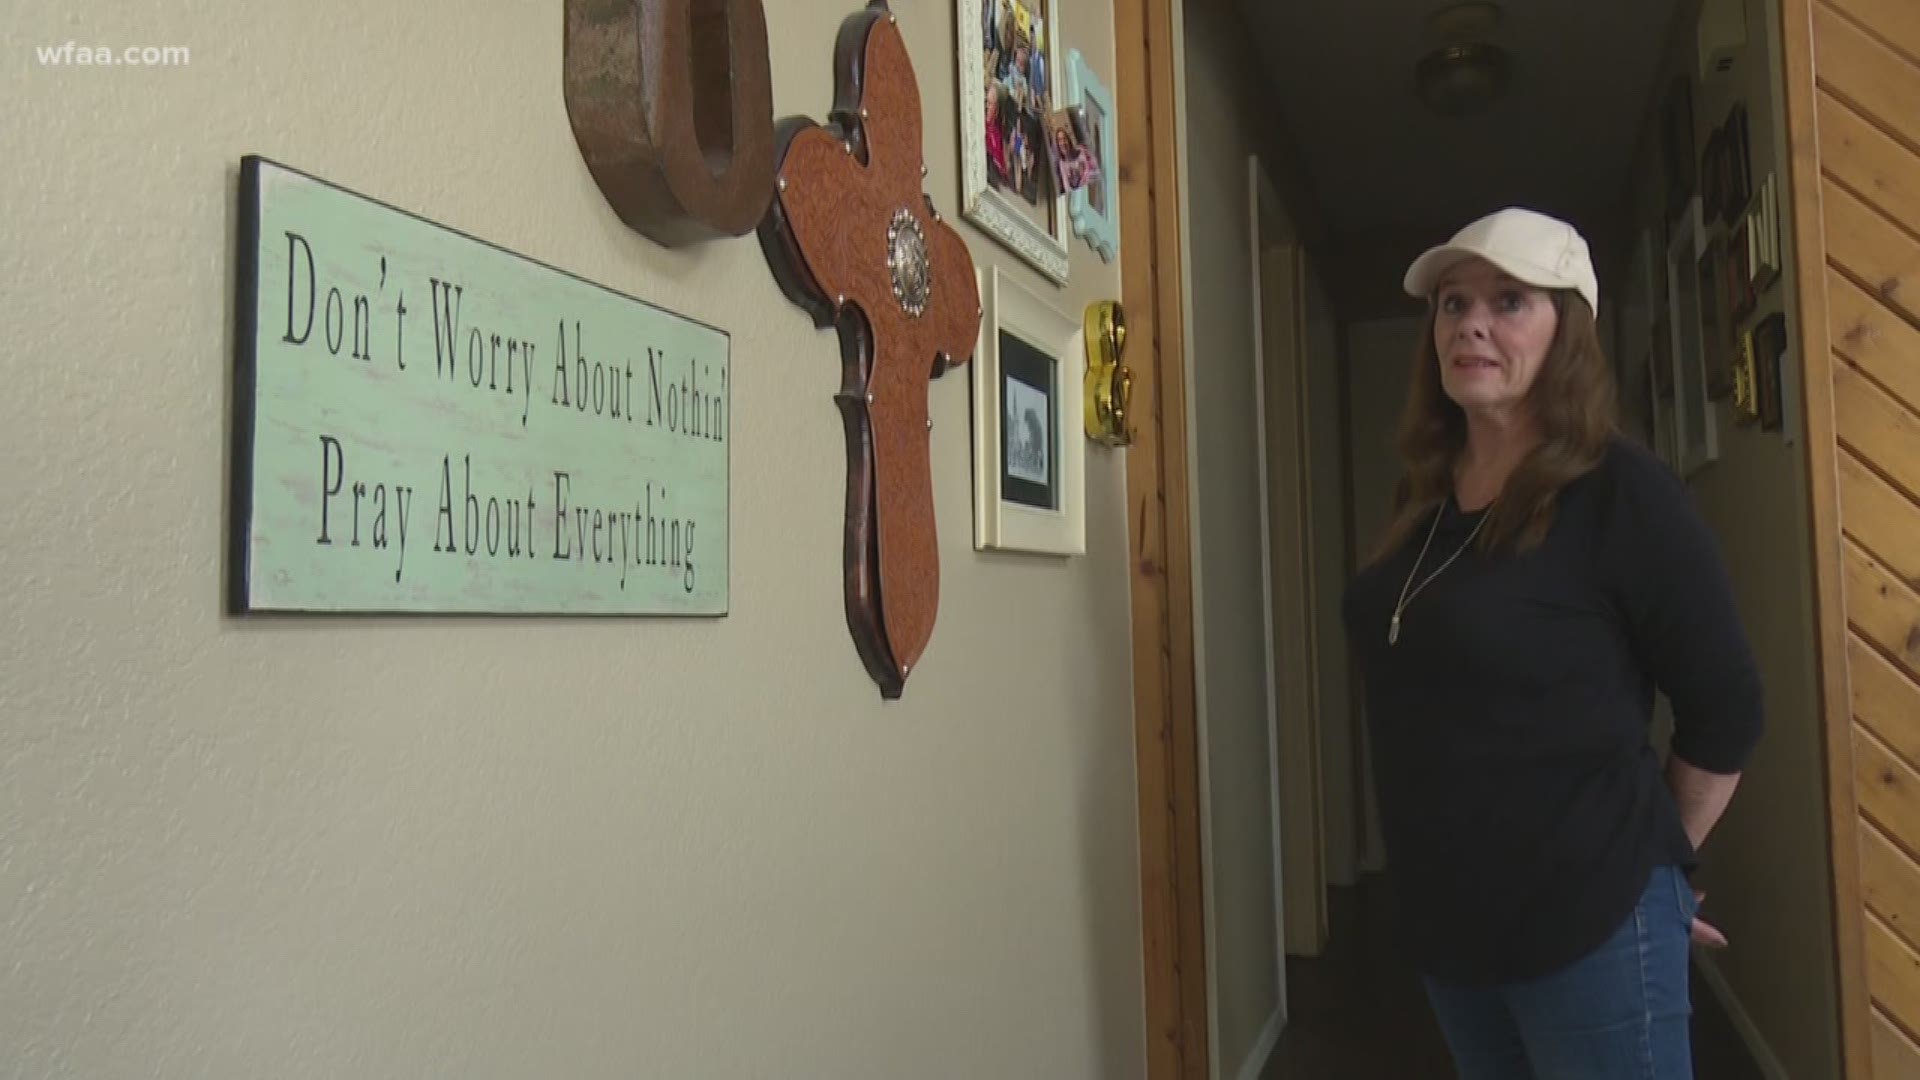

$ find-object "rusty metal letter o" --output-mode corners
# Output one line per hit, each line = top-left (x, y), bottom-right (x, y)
(564, 0), (776, 245)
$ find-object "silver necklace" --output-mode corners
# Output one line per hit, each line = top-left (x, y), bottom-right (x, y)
(1389, 501), (1491, 645)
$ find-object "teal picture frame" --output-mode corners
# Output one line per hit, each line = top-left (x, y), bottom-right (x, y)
(1064, 49), (1119, 263)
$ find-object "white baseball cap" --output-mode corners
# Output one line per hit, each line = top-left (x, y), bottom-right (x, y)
(1403, 207), (1600, 315)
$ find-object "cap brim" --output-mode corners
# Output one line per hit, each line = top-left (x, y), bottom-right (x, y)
(1402, 245), (1570, 301)
(1402, 245), (1477, 300)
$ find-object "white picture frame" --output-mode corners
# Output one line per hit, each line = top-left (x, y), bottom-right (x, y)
(1666, 196), (1720, 476)
(972, 266), (1085, 555)
(959, 0), (1072, 284)
(1622, 226), (1660, 453)
(1651, 367), (1677, 468)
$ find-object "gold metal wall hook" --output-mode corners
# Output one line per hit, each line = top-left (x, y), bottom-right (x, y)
(1083, 300), (1133, 446)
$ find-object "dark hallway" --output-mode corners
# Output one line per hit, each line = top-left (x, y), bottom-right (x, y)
(1261, 877), (1769, 1079)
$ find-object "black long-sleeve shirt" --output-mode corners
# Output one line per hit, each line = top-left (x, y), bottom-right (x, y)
(1341, 437), (1765, 984)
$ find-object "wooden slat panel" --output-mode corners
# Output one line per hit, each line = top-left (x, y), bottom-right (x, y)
(1821, 90), (1920, 229)
(1859, 726), (1920, 844)
(1826, 0), (1920, 68)
(1816, 4), (1920, 154)
(1835, 360), (1920, 502)
(1864, 819), (1920, 953)
(1825, 177), (1920, 335)
(1869, 906), (1920, 1041)
(1841, 451), (1920, 590)
(1796, 1), (1895, 1072)
(1854, 636), (1920, 763)
(1796, 6), (1883, 1072)
(1830, 269), (1920, 414)
(1874, 1005), (1920, 1079)
(1845, 541), (1920, 680)
(1790, 0), (1879, 1070)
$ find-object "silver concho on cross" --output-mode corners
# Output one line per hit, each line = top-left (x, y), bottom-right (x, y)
(886, 207), (931, 319)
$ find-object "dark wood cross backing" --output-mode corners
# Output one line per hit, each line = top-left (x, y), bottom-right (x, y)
(759, 1), (981, 699)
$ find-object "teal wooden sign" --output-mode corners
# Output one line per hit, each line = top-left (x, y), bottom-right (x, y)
(231, 156), (729, 615)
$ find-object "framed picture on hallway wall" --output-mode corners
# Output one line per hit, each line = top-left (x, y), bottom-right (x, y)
(1064, 49), (1119, 263)
(970, 266), (1085, 554)
(960, 0), (1071, 283)
(1622, 226), (1676, 465)
(1650, 309), (1678, 469)
(1666, 197), (1720, 477)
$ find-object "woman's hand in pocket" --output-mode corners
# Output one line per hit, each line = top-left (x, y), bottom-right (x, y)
(1690, 889), (1728, 949)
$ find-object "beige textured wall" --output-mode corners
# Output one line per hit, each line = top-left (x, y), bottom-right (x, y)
(1343, 317), (1423, 872)
(1343, 320), (1422, 594)
(0, 1), (1146, 1077)
(1618, 0), (1839, 1073)
(1301, 261), (1357, 889)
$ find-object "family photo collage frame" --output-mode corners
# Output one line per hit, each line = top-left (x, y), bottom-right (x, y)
(958, 0), (1127, 560)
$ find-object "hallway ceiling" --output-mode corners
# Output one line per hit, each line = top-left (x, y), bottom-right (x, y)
(1234, 0), (1686, 242)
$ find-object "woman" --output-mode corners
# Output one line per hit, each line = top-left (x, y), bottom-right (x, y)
(1052, 123), (1091, 192)
(984, 84), (1009, 189)
(1341, 207), (1764, 1079)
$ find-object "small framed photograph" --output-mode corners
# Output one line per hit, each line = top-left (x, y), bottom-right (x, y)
(1622, 226), (1668, 458)
(1726, 213), (1758, 320)
(972, 266), (1085, 555)
(1064, 49), (1119, 263)
(1044, 110), (1091, 198)
(1650, 346), (1677, 468)
(1666, 197), (1720, 476)
(1650, 310), (1678, 468)
(1696, 237), (1732, 401)
(1752, 173), (1781, 289)
(1732, 326), (1761, 426)
(1651, 310), (1676, 401)
(960, 0), (1070, 283)
(1755, 311), (1790, 434)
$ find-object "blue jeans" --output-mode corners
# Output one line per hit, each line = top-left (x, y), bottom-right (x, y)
(1423, 864), (1697, 1079)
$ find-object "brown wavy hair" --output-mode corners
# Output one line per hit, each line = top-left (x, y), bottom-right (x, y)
(1366, 291), (1618, 565)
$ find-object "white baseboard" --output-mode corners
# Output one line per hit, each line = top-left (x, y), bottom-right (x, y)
(1235, 1007), (1284, 1080)
(1693, 950), (1791, 1080)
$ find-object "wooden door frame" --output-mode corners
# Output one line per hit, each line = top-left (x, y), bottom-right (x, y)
(1115, 0), (1344, 1073)
(1777, 0), (1873, 1073)
(1114, 0), (1207, 1074)
(1117, 1), (1882, 1076)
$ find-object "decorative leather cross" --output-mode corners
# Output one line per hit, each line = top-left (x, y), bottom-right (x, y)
(758, 1), (981, 699)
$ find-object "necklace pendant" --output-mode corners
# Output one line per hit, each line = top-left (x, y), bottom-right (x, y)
(1389, 614), (1401, 645)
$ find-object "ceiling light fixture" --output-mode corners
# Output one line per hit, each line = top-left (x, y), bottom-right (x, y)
(1416, 2), (1512, 117)
(1416, 42), (1512, 116)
